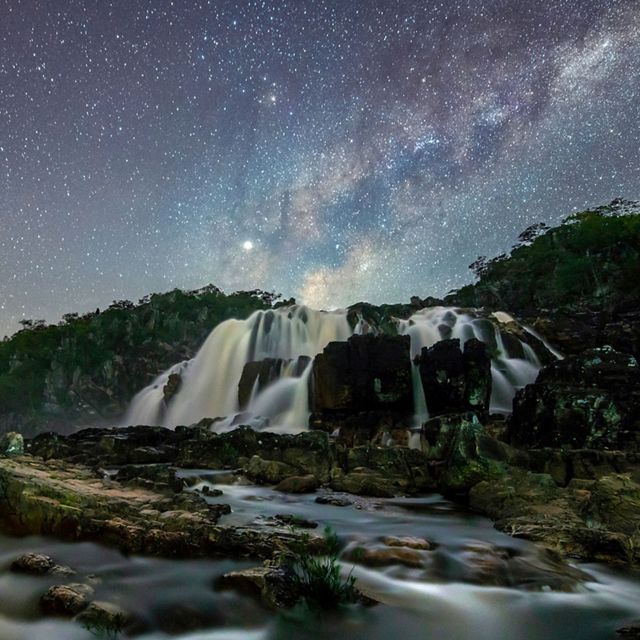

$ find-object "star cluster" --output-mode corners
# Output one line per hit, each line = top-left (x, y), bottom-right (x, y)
(1, 0), (639, 334)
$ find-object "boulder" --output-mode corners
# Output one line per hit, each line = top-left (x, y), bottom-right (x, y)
(510, 347), (640, 451)
(74, 601), (131, 635)
(40, 583), (94, 616)
(10, 553), (74, 576)
(274, 474), (319, 494)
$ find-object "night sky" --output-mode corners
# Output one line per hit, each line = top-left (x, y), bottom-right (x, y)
(1, 1), (639, 336)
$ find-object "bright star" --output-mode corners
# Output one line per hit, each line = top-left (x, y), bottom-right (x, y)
(242, 240), (254, 251)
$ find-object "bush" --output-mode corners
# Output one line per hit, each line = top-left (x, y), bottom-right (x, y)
(289, 526), (358, 609)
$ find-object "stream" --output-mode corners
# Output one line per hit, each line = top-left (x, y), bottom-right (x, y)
(0, 472), (638, 639)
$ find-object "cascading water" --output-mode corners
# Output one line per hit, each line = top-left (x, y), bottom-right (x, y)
(124, 305), (353, 432)
(397, 306), (547, 417)
(124, 304), (555, 434)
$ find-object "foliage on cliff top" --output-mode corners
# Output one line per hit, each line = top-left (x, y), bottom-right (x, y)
(0, 287), (275, 414)
(448, 199), (640, 313)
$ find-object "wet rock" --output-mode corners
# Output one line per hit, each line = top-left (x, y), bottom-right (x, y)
(382, 536), (432, 550)
(423, 413), (508, 495)
(162, 372), (182, 404)
(275, 474), (319, 493)
(348, 545), (425, 568)
(0, 431), (24, 457)
(74, 601), (131, 635)
(469, 469), (640, 565)
(315, 494), (353, 507)
(40, 583), (94, 616)
(246, 456), (298, 484)
(457, 543), (591, 592)
(510, 347), (640, 451)
(271, 514), (318, 529)
(10, 553), (56, 575)
(10, 553), (74, 576)
(330, 470), (397, 498)
(339, 444), (434, 494)
(218, 565), (300, 609)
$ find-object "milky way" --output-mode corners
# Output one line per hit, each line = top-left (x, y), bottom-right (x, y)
(1, 0), (639, 335)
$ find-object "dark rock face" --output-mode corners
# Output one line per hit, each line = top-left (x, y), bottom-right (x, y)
(529, 308), (640, 361)
(510, 347), (640, 451)
(418, 339), (465, 415)
(312, 334), (412, 413)
(416, 339), (492, 417)
(310, 334), (413, 443)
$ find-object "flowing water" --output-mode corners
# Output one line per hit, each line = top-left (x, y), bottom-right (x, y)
(1, 479), (638, 640)
(125, 305), (552, 432)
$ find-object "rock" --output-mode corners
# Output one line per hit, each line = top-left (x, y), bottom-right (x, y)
(10, 553), (74, 576)
(423, 413), (507, 495)
(510, 347), (640, 451)
(458, 542), (590, 592)
(382, 536), (432, 550)
(275, 474), (319, 493)
(418, 339), (466, 416)
(349, 545), (425, 568)
(10, 553), (55, 574)
(0, 432), (24, 457)
(218, 565), (300, 609)
(315, 494), (353, 507)
(463, 339), (492, 413)
(330, 470), (397, 498)
(270, 514), (318, 529)
(40, 583), (94, 616)
(162, 372), (182, 404)
(312, 334), (412, 413)
(415, 339), (492, 417)
(74, 601), (131, 634)
(246, 456), (298, 484)
(469, 469), (640, 565)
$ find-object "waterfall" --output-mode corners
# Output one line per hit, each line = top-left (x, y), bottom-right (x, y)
(124, 304), (556, 434)
(124, 305), (352, 432)
(397, 307), (551, 418)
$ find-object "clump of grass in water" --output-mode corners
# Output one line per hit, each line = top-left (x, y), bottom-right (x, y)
(289, 525), (358, 609)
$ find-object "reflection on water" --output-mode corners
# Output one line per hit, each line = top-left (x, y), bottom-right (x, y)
(1, 478), (639, 640)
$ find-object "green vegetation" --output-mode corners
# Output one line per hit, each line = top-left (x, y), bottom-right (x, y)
(289, 526), (358, 609)
(449, 199), (640, 312)
(0, 286), (276, 422)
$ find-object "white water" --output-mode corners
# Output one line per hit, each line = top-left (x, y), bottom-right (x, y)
(124, 306), (352, 432)
(397, 306), (546, 417)
(125, 305), (554, 432)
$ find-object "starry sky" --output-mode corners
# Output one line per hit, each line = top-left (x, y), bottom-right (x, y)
(1, 0), (639, 336)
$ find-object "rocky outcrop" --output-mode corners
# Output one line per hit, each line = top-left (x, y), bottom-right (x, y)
(312, 334), (412, 413)
(309, 334), (413, 443)
(469, 469), (640, 565)
(416, 339), (492, 416)
(510, 347), (640, 451)
(528, 307), (640, 360)
(0, 454), (326, 559)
